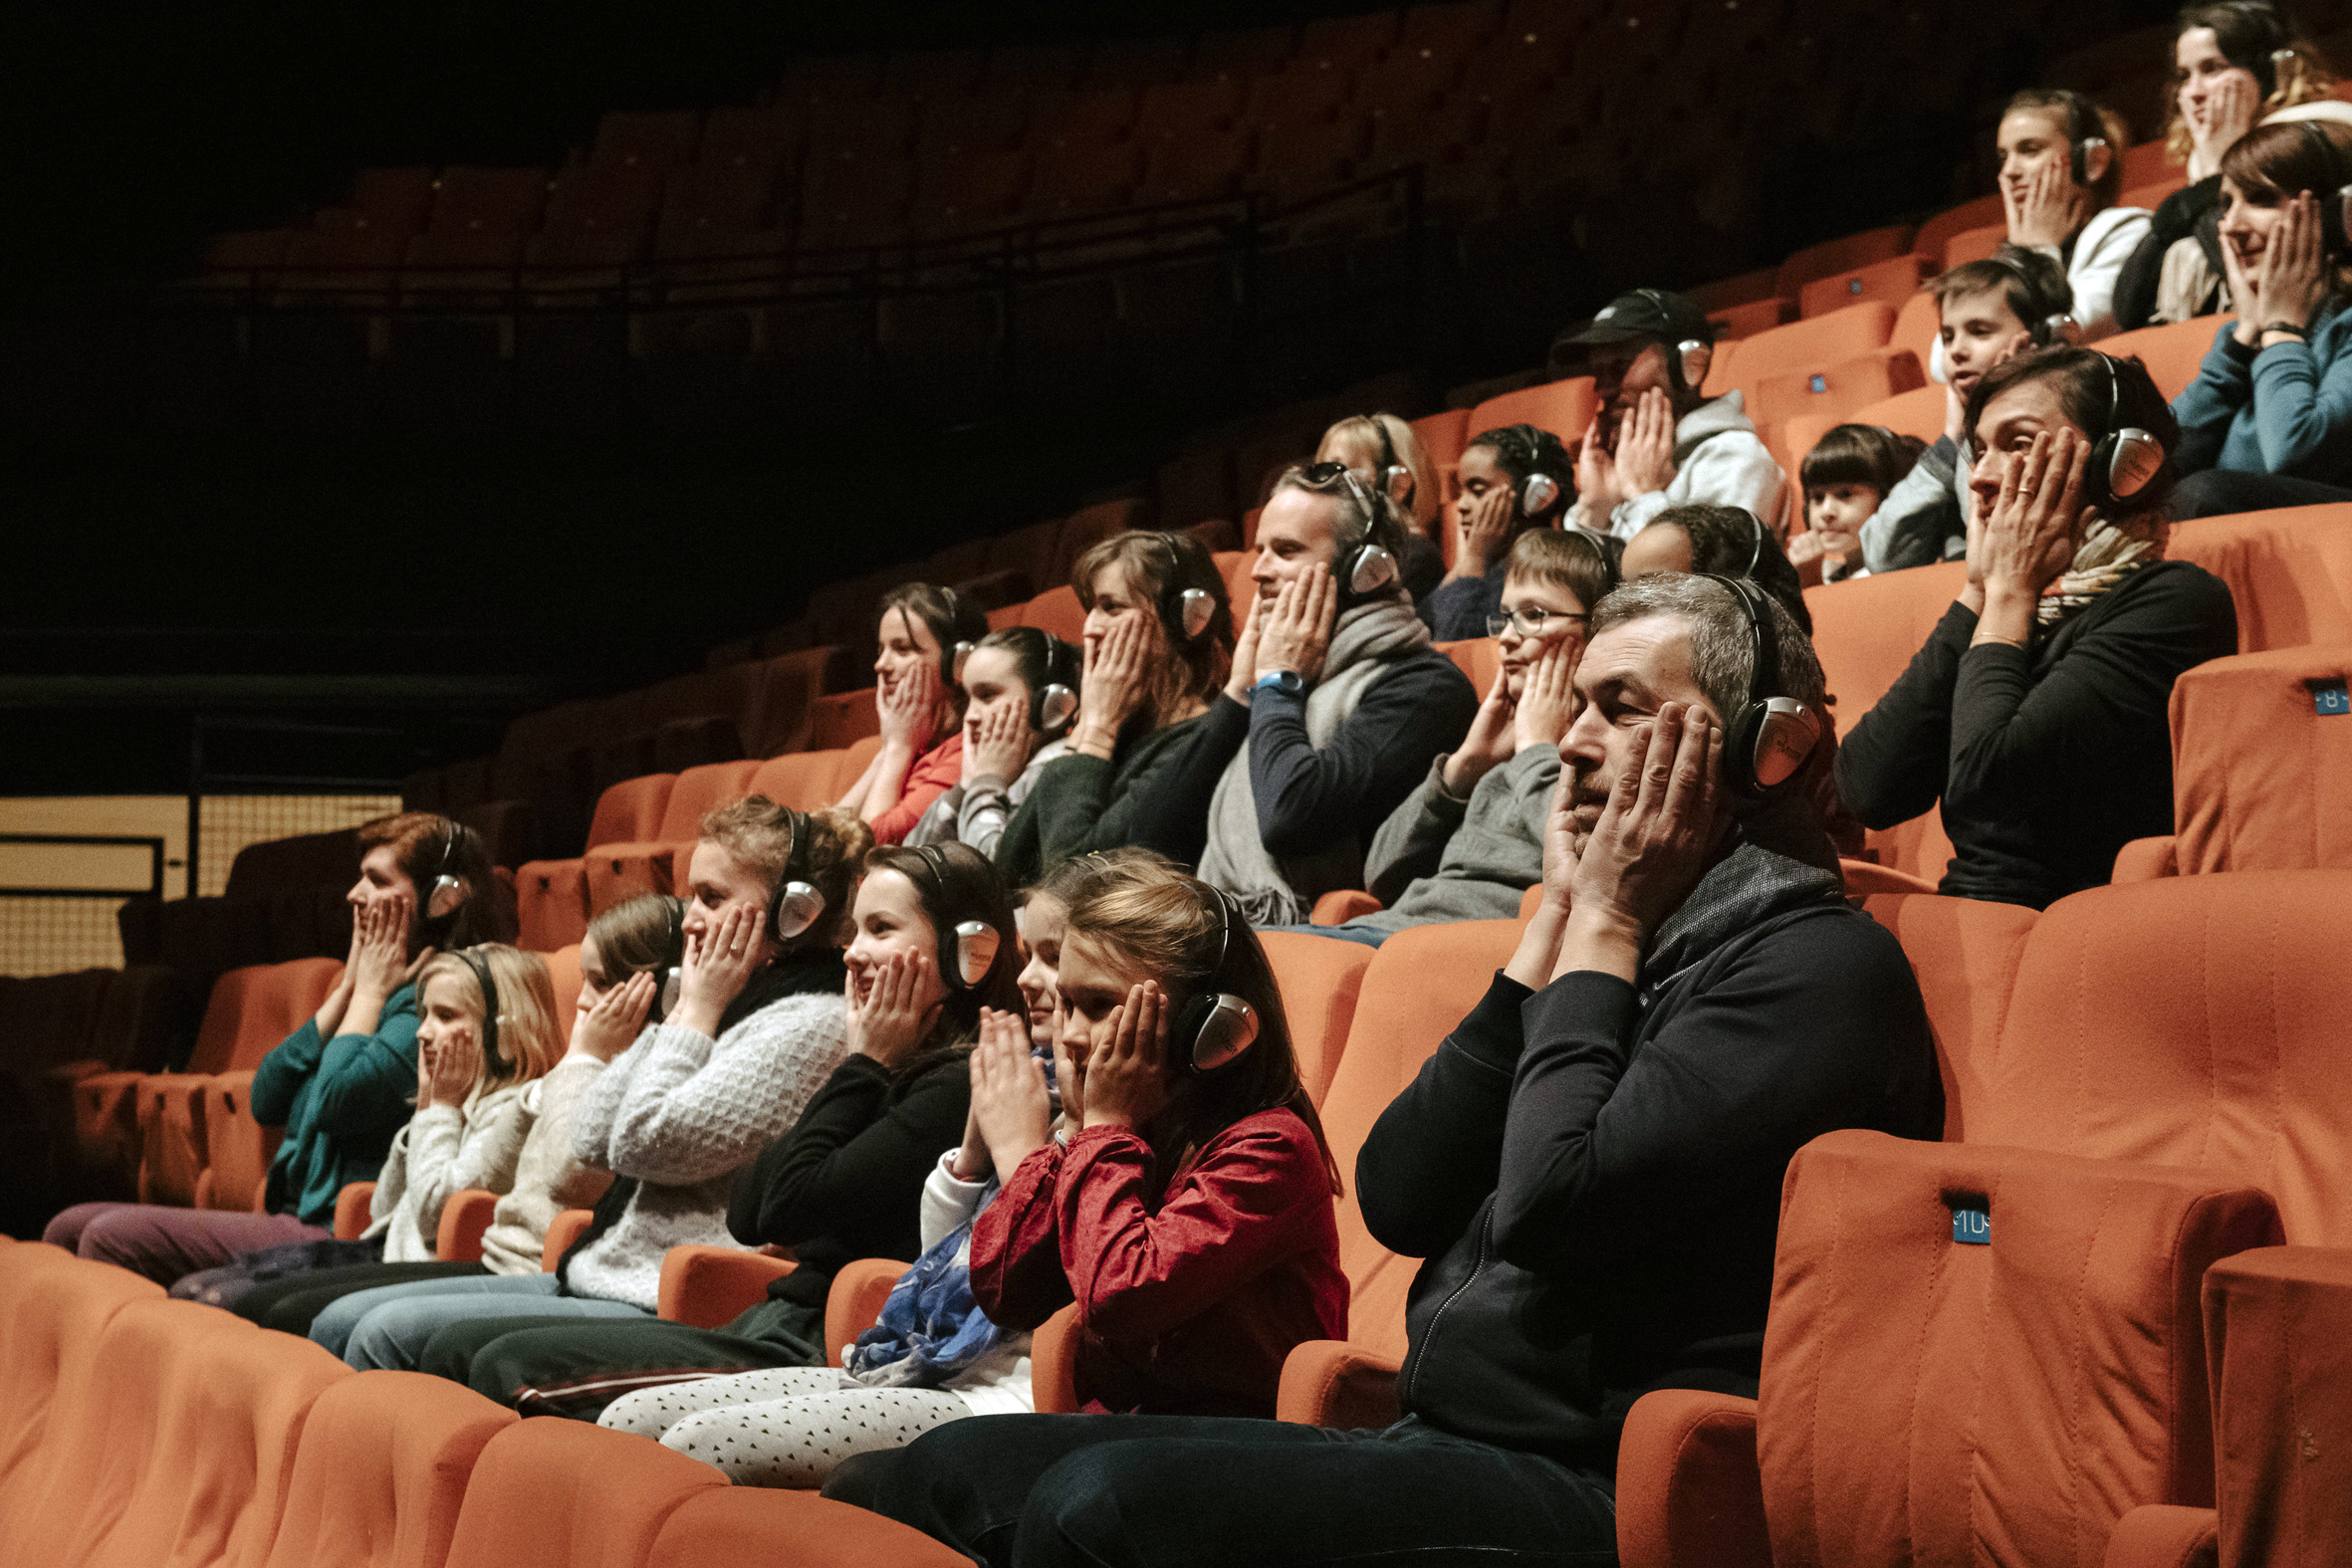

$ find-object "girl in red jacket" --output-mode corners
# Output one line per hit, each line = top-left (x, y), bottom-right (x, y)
(961, 855), (1346, 1417)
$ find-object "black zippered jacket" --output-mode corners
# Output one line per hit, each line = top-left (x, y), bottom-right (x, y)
(1356, 905), (1940, 1471)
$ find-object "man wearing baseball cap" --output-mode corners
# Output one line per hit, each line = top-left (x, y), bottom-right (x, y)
(1552, 288), (1786, 542)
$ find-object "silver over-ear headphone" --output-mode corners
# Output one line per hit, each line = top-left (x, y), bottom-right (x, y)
(1984, 249), (2082, 346)
(909, 843), (1003, 991)
(1304, 463), (1400, 600)
(1149, 532), (1217, 641)
(769, 809), (826, 944)
(424, 823), (469, 921)
(1176, 886), (1260, 1072)
(2082, 353), (2169, 512)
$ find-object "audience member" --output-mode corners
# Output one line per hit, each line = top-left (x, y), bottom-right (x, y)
(1282, 528), (1617, 947)
(333, 798), (867, 1370)
(42, 814), (497, 1286)
(993, 532), (1236, 883)
(1554, 288), (1786, 539)
(1619, 502), (1813, 633)
(839, 584), (993, 845)
(1149, 464), (1480, 924)
(1419, 422), (1574, 639)
(907, 627), (1078, 859)
(2115, 5), (2345, 329)
(241, 898), (660, 1346)
(825, 574), (1939, 1568)
(2171, 119), (2352, 513)
(1838, 349), (2238, 909)
(1978, 90), (2152, 345)
(1870, 250), (2076, 573)
(1791, 424), (1929, 583)
(1316, 413), (1447, 600)
(412, 843), (1020, 1420)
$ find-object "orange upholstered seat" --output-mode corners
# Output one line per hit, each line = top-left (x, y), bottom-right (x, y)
(440, 1418), (729, 1568)
(2098, 315), (2228, 400)
(649, 1485), (971, 1568)
(263, 1371), (515, 1568)
(515, 773), (678, 950)
(1857, 892), (2039, 1142)
(1465, 375), (1597, 448)
(1257, 931), (1375, 1105)
(582, 759), (763, 915)
(1703, 302), (1895, 405)
(2169, 503), (2352, 652)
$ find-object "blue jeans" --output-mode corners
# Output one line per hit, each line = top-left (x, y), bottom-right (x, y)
(330, 1272), (649, 1370)
(822, 1413), (1616, 1568)
(1255, 921), (1393, 950)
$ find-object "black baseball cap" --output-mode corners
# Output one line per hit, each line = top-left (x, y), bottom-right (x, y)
(1552, 289), (1715, 359)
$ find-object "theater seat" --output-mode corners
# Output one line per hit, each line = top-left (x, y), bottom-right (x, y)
(1748, 347), (1926, 475)
(439, 1419), (729, 1568)
(1841, 382), (1945, 446)
(1805, 558), (1967, 725)
(807, 689), (882, 751)
(1257, 931), (1374, 1104)
(1411, 407), (1470, 472)
(582, 759), (763, 915)
(1796, 253), (1932, 320)
(0, 1241), (161, 1500)
(650, 1485), (971, 1568)
(1911, 192), (2006, 271)
(2195, 1246), (2352, 1568)
(1708, 297), (1795, 340)
(747, 748), (848, 812)
(1889, 288), (1941, 373)
(515, 773), (678, 950)
(1465, 374), (1596, 448)
(658, 1243), (793, 1329)
(2156, 646), (2352, 876)
(1019, 586), (1087, 644)
(263, 1369), (515, 1568)
(1616, 1131), (2279, 1568)
(2095, 314), (2227, 400)
(1435, 635), (1500, 693)
(1770, 224), (1916, 299)
(1703, 302), (1895, 405)
(2170, 503), (2352, 651)
(1857, 892), (2039, 1141)
(1940, 219), (2006, 268)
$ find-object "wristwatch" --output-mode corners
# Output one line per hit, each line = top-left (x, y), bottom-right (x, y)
(2259, 322), (2310, 340)
(1253, 669), (1305, 700)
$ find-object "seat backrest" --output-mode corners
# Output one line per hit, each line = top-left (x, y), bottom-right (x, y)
(442, 1419), (729, 1568)
(1859, 893), (2039, 1141)
(0, 1243), (161, 1504)
(1317, 920), (1525, 1363)
(1020, 584), (1088, 642)
(231, 957), (348, 1071)
(2166, 647), (2352, 875)
(1847, 380), (1944, 445)
(1805, 559), (1969, 723)
(1772, 223), (1916, 298)
(1912, 192), (2005, 268)
(2097, 315), (2229, 400)
(652, 759), (764, 842)
(537, 945), (583, 1019)
(652, 1488), (969, 1568)
(1435, 636), (1501, 693)
(185, 966), (262, 1076)
(2169, 504), (2352, 652)
(1750, 348), (1925, 470)
(746, 748), (845, 811)
(1796, 252), (1933, 320)
(1705, 301), (1895, 402)
(1966, 871), (2352, 1246)
(827, 737), (883, 797)
(266, 1371), (515, 1568)
(1411, 407), (1471, 471)
(584, 774), (676, 849)
(1257, 932), (1376, 1106)
(1757, 1129), (2280, 1568)
(1466, 374), (1597, 449)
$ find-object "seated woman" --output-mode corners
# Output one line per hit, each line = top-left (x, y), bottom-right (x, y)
(1289, 528), (1617, 947)
(412, 842), (1022, 1421)
(907, 627), (1079, 859)
(227, 898), (673, 1341)
(838, 583), (994, 845)
(1316, 412), (1446, 601)
(1618, 502), (1813, 632)
(1788, 424), (1927, 585)
(593, 853), (1105, 1483)
(1418, 423), (1576, 640)
(1837, 348), (2239, 909)
(994, 532), (1237, 884)
(2171, 119), (2352, 515)
(1977, 89), (2152, 345)
(2115, 5), (2347, 330)
(333, 797), (867, 1370)
(44, 813), (500, 1287)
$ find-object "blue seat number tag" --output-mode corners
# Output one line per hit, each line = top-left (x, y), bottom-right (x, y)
(2313, 679), (2349, 716)
(1808, 373), (1827, 393)
(1952, 1209), (1991, 1245)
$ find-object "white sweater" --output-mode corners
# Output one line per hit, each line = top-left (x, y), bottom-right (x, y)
(366, 1080), (528, 1263)
(478, 1056), (615, 1275)
(563, 991), (847, 1310)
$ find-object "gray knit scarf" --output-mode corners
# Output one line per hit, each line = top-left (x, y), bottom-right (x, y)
(1637, 792), (1846, 1008)
(1198, 594), (1435, 926)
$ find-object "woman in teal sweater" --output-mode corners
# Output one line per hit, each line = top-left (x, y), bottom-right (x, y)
(43, 813), (499, 1287)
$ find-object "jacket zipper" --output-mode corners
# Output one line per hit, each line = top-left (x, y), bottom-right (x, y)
(1400, 1200), (1493, 1407)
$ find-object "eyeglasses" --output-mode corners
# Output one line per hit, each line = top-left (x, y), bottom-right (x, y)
(1487, 606), (1588, 639)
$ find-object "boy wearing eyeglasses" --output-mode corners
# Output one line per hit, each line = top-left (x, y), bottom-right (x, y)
(1268, 529), (1620, 949)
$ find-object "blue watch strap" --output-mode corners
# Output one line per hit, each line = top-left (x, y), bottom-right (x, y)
(1253, 669), (1302, 696)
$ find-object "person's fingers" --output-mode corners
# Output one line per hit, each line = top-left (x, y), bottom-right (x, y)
(1660, 706), (1713, 829)
(1140, 981), (1169, 1066)
(1634, 703), (1682, 819)
(2052, 431), (2089, 535)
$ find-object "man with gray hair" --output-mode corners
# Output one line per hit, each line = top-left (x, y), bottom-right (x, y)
(823, 571), (1940, 1568)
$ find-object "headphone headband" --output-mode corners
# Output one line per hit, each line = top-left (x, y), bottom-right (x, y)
(1982, 249), (2082, 345)
(455, 947), (508, 1078)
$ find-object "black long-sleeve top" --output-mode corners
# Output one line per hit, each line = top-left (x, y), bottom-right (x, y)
(2113, 175), (2223, 334)
(1357, 906), (1940, 1470)
(992, 711), (1215, 886)
(1833, 561), (2236, 910)
(1416, 556), (1510, 641)
(1142, 650), (1479, 864)
(728, 1050), (970, 1308)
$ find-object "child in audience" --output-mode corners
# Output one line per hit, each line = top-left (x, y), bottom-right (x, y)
(1419, 423), (1574, 640)
(414, 842), (1021, 1421)
(1619, 502), (1813, 632)
(2115, 5), (2344, 329)
(2171, 119), (2352, 515)
(234, 898), (667, 1342)
(993, 532), (1236, 884)
(1789, 425), (1927, 583)
(333, 798), (867, 1371)
(1315, 412), (1446, 600)
(1969, 89), (2151, 346)
(45, 814), (500, 1287)
(838, 583), (993, 845)
(592, 854), (1104, 1482)
(907, 627), (1078, 860)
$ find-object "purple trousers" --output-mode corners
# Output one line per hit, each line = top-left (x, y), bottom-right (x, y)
(43, 1203), (330, 1288)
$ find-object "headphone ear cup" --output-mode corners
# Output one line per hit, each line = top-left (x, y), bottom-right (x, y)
(425, 876), (465, 921)
(1179, 991), (1259, 1071)
(1175, 587), (1214, 640)
(1521, 472), (1559, 515)
(653, 966), (680, 1023)
(1749, 699), (1822, 793)
(951, 920), (1000, 990)
(1345, 544), (1398, 598)
(1037, 683), (1078, 735)
(771, 881), (824, 943)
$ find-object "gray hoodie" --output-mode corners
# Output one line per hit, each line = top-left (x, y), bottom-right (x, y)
(1342, 744), (1560, 937)
(1858, 434), (1969, 575)
(1577, 389), (1787, 541)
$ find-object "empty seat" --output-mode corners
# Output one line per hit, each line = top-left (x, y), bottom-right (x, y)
(745, 749), (848, 812)
(1253, 116), (1366, 202)
(1911, 192), (2005, 269)
(343, 167), (439, 236)
(1410, 407), (1471, 471)
(513, 772), (678, 951)
(1838, 382), (1945, 446)
(2169, 502), (2352, 650)
(1770, 223), (1917, 298)
(440, 1419), (728, 1568)
(807, 689), (882, 753)
(1889, 288), (1941, 372)
(1465, 374), (1596, 448)
(1704, 301), (1896, 404)
(590, 109), (704, 171)
(1797, 253), (1934, 319)
(1748, 347), (1926, 474)
(428, 166), (550, 237)
(582, 759), (764, 914)
(275, 228), (405, 308)
(263, 1370), (515, 1568)
(2095, 314), (2228, 401)
(1708, 297), (1796, 340)
(697, 105), (805, 175)
(1940, 219), (2006, 269)
(1435, 636), (1502, 694)
(1018, 586), (1087, 643)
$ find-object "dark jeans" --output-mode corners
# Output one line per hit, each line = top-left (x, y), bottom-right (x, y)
(235, 1259), (486, 1332)
(2171, 466), (2352, 519)
(417, 1294), (826, 1421)
(820, 1412), (1618, 1568)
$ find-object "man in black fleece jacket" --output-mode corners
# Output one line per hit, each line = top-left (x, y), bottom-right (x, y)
(823, 574), (1939, 1567)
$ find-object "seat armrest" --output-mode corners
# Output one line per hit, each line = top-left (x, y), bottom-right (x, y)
(2203, 1245), (2352, 1568)
(824, 1257), (910, 1367)
(657, 1244), (796, 1328)
(541, 1208), (594, 1272)
(1614, 1389), (1769, 1568)
(1310, 890), (1381, 926)
(2111, 836), (2179, 883)
(1029, 1303), (1082, 1414)
(1276, 1339), (1400, 1429)
(434, 1189), (499, 1263)
(2103, 1505), (2217, 1568)
(1838, 857), (1940, 896)
(334, 1181), (377, 1240)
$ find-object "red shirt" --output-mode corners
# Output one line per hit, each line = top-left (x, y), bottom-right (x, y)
(869, 732), (962, 846)
(971, 1108), (1347, 1418)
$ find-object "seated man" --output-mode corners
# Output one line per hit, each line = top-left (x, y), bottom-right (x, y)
(1292, 528), (1618, 947)
(1144, 462), (1479, 925)
(823, 571), (1943, 1568)
(1556, 288), (1786, 540)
